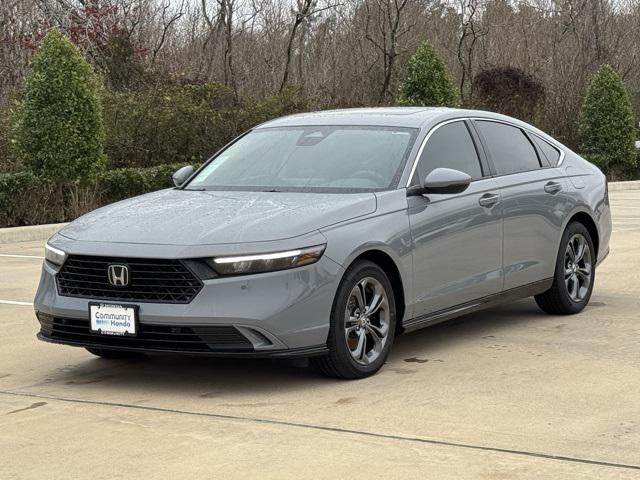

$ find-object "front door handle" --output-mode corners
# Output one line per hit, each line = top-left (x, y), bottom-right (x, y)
(479, 193), (500, 208)
(544, 181), (563, 194)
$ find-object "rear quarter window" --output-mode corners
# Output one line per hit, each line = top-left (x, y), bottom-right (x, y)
(531, 135), (562, 166)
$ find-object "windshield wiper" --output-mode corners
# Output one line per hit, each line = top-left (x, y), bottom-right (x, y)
(261, 188), (281, 192)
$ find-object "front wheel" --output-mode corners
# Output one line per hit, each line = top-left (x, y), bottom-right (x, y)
(535, 222), (595, 315)
(312, 260), (396, 379)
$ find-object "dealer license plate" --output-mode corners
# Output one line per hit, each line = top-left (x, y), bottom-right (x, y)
(89, 303), (138, 336)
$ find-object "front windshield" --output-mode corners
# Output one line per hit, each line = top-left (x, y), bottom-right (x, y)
(186, 125), (418, 192)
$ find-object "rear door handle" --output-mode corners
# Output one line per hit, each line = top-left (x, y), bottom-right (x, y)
(479, 193), (500, 208)
(544, 181), (562, 194)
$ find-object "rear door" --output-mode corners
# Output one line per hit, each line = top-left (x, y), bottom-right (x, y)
(407, 120), (503, 317)
(472, 120), (569, 290)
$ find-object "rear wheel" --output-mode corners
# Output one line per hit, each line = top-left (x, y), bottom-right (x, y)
(312, 260), (396, 379)
(535, 222), (595, 315)
(85, 347), (146, 360)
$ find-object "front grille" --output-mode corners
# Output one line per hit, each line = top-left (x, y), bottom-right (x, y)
(57, 255), (203, 304)
(39, 316), (254, 352)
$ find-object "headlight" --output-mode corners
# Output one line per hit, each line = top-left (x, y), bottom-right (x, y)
(45, 242), (67, 266)
(211, 244), (326, 275)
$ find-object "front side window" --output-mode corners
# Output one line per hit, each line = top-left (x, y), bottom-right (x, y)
(475, 121), (541, 175)
(411, 121), (483, 186)
(186, 126), (418, 192)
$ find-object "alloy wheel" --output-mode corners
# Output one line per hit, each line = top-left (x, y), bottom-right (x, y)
(344, 277), (390, 365)
(564, 233), (592, 302)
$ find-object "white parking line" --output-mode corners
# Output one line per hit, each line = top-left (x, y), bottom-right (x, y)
(0, 300), (33, 306)
(0, 254), (44, 259)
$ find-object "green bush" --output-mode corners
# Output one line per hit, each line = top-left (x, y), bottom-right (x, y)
(0, 163), (195, 227)
(247, 86), (308, 124)
(398, 42), (459, 107)
(103, 83), (307, 168)
(94, 163), (191, 203)
(0, 100), (17, 174)
(578, 64), (636, 177)
(103, 83), (236, 168)
(0, 172), (37, 222)
(0, 172), (66, 226)
(13, 29), (106, 182)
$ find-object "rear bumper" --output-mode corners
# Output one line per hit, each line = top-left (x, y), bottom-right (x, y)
(34, 252), (343, 356)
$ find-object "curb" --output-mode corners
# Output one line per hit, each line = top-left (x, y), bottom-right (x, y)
(607, 180), (640, 191)
(0, 223), (66, 245)
(0, 180), (638, 244)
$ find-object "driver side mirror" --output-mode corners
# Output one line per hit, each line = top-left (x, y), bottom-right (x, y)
(172, 165), (194, 187)
(407, 167), (472, 196)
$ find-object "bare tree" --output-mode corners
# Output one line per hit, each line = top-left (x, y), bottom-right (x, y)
(280, 0), (337, 92)
(363, 0), (412, 102)
(455, 0), (487, 103)
(151, 0), (185, 64)
(200, 0), (225, 78)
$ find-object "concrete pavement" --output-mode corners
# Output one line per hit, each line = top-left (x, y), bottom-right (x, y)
(0, 190), (639, 479)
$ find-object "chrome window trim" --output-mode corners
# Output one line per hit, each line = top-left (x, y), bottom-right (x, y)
(405, 118), (471, 188)
(405, 116), (567, 188)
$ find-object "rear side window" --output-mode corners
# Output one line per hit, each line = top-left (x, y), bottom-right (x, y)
(412, 121), (483, 185)
(476, 121), (541, 175)
(531, 135), (561, 166)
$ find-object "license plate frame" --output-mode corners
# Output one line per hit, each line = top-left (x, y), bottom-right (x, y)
(89, 302), (139, 337)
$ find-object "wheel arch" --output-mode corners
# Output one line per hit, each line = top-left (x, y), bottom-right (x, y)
(565, 210), (600, 261)
(343, 248), (408, 336)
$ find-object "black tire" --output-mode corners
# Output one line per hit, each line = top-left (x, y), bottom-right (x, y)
(311, 260), (396, 379)
(535, 221), (596, 315)
(85, 347), (146, 360)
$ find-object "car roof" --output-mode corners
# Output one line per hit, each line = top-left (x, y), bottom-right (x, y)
(254, 107), (562, 147)
(255, 107), (533, 130)
(256, 107), (449, 129)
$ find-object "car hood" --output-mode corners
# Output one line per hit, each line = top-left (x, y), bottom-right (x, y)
(59, 189), (377, 246)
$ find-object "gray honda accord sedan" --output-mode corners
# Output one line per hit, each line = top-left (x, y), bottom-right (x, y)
(35, 107), (611, 378)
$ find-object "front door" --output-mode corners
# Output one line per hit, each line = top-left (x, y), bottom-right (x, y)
(408, 120), (504, 318)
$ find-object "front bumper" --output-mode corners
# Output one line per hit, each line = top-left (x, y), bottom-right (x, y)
(34, 253), (342, 357)
(36, 330), (328, 358)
